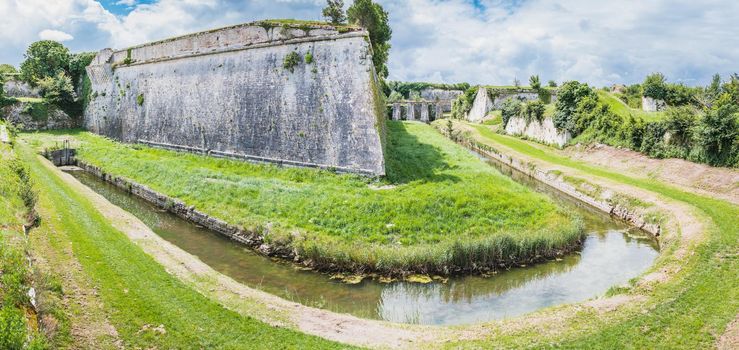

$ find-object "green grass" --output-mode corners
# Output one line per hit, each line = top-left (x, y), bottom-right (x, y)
(14, 141), (353, 349)
(21, 121), (583, 275)
(15, 97), (44, 103)
(598, 90), (666, 122)
(462, 123), (739, 348)
(1, 140), (61, 349)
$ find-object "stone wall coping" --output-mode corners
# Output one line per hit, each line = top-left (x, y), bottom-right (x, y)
(101, 31), (369, 69)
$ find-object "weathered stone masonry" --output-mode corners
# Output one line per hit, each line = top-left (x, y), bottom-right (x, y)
(85, 22), (386, 176)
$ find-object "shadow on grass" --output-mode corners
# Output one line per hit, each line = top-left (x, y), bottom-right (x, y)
(384, 121), (460, 184)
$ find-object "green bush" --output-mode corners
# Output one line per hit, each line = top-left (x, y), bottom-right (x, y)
(521, 100), (545, 123)
(282, 51), (302, 73)
(553, 81), (598, 134)
(137, 93), (144, 106)
(500, 98), (522, 127)
(0, 305), (26, 350)
(304, 52), (314, 64)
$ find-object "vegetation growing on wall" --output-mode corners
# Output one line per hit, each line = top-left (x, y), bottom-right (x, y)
(282, 52), (302, 73)
(450, 85), (479, 119)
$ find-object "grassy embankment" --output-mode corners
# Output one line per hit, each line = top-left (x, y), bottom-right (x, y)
(597, 90), (666, 122)
(12, 139), (353, 349)
(1, 126), (67, 349)
(456, 123), (738, 349)
(22, 121), (583, 276)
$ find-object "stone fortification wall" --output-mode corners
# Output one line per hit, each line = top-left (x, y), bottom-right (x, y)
(2, 80), (40, 98)
(642, 96), (665, 112)
(466, 86), (558, 123)
(504, 116), (571, 147)
(1, 102), (76, 131)
(421, 88), (462, 112)
(85, 22), (386, 176)
(466, 87), (492, 122)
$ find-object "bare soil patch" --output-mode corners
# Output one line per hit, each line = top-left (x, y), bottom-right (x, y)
(564, 143), (739, 205)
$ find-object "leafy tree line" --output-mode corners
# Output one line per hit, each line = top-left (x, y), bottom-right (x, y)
(2, 40), (95, 118)
(553, 75), (739, 167)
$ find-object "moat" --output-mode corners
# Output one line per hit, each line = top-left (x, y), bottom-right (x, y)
(66, 154), (658, 325)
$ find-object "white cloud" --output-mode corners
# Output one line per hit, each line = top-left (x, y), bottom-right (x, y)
(1, 0), (737, 86)
(115, 0), (137, 6)
(38, 29), (74, 42)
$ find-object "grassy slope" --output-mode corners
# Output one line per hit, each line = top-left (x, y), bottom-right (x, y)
(15, 142), (352, 349)
(22, 122), (582, 274)
(464, 124), (738, 348)
(598, 90), (666, 122)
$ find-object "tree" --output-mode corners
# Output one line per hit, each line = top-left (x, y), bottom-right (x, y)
(694, 104), (738, 166)
(643, 72), (667, 100)
(553, 80), (598, 134)
(664, 106), (697, 148)
(547, 80), (557, 88)
(0, 64), (17, 75)
(68, 52), (96, 87)
(348, 0), (392, 78)
(20, 41), (71, 86)
(36, 72), (76, 105)
(513, 77), (520, 87)
(322, 0), (346, 24)
(529, 75), (541, 90)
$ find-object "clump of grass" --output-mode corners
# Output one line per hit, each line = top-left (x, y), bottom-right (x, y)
(25, 122), (584, 275)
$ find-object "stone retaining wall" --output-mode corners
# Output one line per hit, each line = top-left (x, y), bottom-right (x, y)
(504, 116), (571, 147)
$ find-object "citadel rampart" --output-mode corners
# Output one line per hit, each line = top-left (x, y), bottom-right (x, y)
(85, 21), (386, 176)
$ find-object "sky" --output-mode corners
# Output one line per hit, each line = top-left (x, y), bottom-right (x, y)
(1, 0), (737, 87)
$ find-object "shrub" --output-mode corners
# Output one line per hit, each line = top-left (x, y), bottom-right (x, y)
(692, 103), (738, 166)
(450, 86), (478, 119)
(500, 98), (522, 127)
(137, 93), (144, 106)
(304, 52), (314, 64)
(521, 100), (545, 123)
(282, 51), (302, 73)
(0, 305), (26, 350)
(547, 80), (557, 88)
(36, 72), (76, 106)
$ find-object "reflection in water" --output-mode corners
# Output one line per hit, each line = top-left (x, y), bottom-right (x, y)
(68, 166), (658, 326)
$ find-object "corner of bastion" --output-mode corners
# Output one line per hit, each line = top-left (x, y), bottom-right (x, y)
(84, 20), (386, 176)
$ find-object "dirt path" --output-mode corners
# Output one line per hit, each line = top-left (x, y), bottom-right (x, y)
(30, 183), (122, 349)
(563, 143), (739, 205)
(37, 129), (715, 349)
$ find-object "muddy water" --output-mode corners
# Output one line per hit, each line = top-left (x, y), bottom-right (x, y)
(68, 166), (658, 326)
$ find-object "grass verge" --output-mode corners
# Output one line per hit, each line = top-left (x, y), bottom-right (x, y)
(20, 121), (584, 276)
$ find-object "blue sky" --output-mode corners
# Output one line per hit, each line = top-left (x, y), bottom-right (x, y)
(1, 0), (738, 86)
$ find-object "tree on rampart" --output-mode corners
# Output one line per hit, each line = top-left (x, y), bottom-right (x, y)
(348, 0), (391, 78)
(323, 0), (346, 24)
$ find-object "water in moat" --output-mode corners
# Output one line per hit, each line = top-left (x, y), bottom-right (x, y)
(67, 157), (658, 326)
